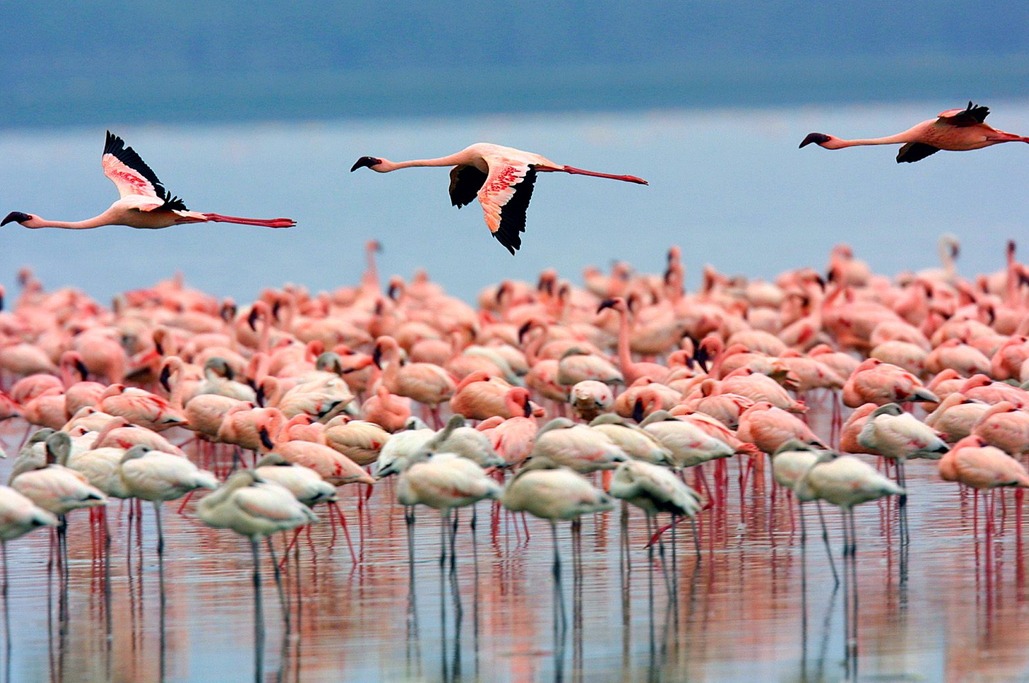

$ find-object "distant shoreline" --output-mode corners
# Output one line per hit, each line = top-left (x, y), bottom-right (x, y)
(6, 55), (1028, 130)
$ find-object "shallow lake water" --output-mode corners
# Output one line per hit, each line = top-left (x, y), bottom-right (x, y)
(1, 404), (1027, 683)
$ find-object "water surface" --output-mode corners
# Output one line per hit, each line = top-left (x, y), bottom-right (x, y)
(1, 411), (1027, 682)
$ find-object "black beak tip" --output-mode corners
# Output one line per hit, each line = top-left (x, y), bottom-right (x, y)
(350, 156), (381, 172)
(799, 133), (830, 149)
(2, 211), (30, 226)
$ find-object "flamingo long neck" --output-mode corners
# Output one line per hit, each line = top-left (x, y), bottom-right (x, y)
(24, 215), (110, 229)
(380, 153), (470, 172)
(614, 306), (634, 374)
(363, 243), (380, 293)
(825, 132), (916, 149)
(380, 341), (400, 388)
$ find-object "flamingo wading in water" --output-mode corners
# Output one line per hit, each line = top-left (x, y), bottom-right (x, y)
(2, 131), (296, 230)
(800, 102), (1029, 163)
(350, 143), (648, 254)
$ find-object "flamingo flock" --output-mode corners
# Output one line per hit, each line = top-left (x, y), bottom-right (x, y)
(0, 233), (1026, 666)
(0, 105), (1027, 675)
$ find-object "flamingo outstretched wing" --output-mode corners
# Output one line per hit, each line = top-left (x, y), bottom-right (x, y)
(477, 161), (537, 255)
(937, 102), (990, 127)
(102, 131), (188, 211)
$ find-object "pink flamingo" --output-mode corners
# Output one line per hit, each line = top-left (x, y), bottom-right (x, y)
(350, 143), (647, 254)
(842, 358), (938, 408)
(449, 371), (515, 420)
(737, 402), (826, 455)
(373, 336), (456, 427)
(2, 131), (296, 230)
(800, 102), (1029, 163)
(480, 388), (538, 467)
(940, 435), (1029, 541)
(971, 401), (1029, 455)
(959, 374), (1028, 408)
(924, 393), (990, 442)
(97, 384), (187, 431)
(597, 297), (672, 384)
(360, 385), (413, 433)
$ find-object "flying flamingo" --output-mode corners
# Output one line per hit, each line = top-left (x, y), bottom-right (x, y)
(800, 102), (1029, 163)
(2, 131), (296, 230)
(350, 143), (647, 254)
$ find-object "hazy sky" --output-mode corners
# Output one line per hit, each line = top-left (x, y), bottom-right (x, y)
(4, 2), (1027, 127)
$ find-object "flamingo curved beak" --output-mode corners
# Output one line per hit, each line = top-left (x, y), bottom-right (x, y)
(350, 156), (382, 172)
(799, 133), (831, 148)
(1, 211), (30, 226)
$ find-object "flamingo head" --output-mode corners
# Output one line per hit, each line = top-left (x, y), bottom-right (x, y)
(1, 211), (32, 226)
(799, 133), (832, 149)
(596, 297), (625, 314)
(350, 156), (384, 172)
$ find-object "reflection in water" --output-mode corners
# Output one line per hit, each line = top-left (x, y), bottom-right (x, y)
(4, 413), (1029, 681)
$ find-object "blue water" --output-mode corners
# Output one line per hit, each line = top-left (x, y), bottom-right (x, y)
(1, 99), (1027, 306)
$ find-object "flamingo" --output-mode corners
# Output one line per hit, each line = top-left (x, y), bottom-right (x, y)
(373, 335), (457, 427)
(0, 485), (58, 654)
(940, 435), (1029, 490)
(197, 470), (317, 673)
(526, 417), (628, 473)
(395, 449), (501, 572)
(924, 393), (990, 443)
(2, 131), (296, 230)
(939, 435), (1029, 543)
(569, 380), (615, 422)
(769, 441), (839, 583)
(609, 459), (702, 560)
(119, 444), (218, 555)
(800, 102), (1029, 163)
(9, 431), (107, 569)
(587, 414), (674, 466)
(350, 143), (647, 254)
(477, 388), (539, 466)
(971, 401), (1029, 455)
(500, 465), (613, 629)
(421, 414), (505, 469)
(795, 451), (905, 659)
(856, 403), (948, 544)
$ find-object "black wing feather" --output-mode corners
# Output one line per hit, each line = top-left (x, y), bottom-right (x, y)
(944, 101), (990, 127)
(492, 168), (537, 255)
(104, 131), (188, 210)
(896, 142), (940, 163)
(449, 165), (487, 208)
